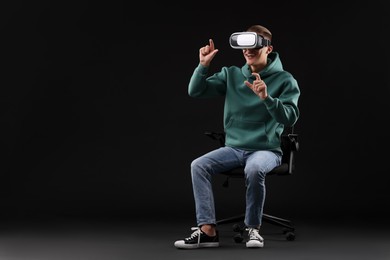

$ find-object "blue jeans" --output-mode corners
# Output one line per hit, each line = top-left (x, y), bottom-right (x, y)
(191, 146), (282, 229)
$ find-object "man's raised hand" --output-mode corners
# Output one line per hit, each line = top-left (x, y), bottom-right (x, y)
(199, 39), (219, 67)
(244, 72), (268, 100)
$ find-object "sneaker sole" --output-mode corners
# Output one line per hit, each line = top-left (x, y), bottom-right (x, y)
(174, 241), (219, 249)
(246, 241), (264, 248)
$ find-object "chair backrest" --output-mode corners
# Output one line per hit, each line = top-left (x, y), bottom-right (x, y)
(270, 133), (299, 176)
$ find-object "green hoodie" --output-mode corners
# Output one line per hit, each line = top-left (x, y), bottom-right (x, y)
(188, 52), (300, 153)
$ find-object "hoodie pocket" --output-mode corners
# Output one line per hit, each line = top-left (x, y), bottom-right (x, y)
(225, 118), (269, 147)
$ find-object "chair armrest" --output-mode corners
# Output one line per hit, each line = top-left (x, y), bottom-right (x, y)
(284, 134), (299, 152)
(204, 131), (225, 147)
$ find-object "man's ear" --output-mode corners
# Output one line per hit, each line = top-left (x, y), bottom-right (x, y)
(266, 45), (273, 54)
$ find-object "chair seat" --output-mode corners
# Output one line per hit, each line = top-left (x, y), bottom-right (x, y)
(220, 163), (290, 178)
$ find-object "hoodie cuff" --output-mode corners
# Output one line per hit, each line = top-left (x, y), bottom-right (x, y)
(196, 63), (209, 76)
(263, 95), (275, 108)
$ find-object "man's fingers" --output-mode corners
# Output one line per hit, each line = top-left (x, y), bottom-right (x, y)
(200, 39), (216, 56)
(252, 72), (261, 80)
(244, 81), (253, 89)
(209, 39), (215, 51)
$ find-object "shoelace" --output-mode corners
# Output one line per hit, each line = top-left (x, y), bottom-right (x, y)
(246, 227), (263, 241)
(186, 227), (202, 246)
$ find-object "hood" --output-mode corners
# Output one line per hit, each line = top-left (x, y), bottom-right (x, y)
(241, 52), (284, 80)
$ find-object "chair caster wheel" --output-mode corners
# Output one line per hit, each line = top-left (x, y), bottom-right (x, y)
(232, 223), (242, 232)
(233, 233), (244, 243)
(285, 231), (295, 241)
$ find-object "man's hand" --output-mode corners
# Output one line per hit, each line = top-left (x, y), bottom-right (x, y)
(199, 39), (219, 67)
(245, 72), (268, 100)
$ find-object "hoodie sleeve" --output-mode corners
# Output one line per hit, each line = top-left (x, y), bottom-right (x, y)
(188, 63), (227, 98)
(263, 74), (300, 126)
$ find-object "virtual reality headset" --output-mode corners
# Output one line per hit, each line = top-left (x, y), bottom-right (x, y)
(229, 32), (271, 49)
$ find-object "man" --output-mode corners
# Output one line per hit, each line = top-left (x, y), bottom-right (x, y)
(174, 24), (300, 249)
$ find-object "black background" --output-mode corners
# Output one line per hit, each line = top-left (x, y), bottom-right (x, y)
(2, 1), (390, 223)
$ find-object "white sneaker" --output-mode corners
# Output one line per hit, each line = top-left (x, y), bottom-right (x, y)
(246, 228), (264, 248)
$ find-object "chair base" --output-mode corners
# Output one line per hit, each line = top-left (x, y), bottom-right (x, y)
(216, 213), (296, 241)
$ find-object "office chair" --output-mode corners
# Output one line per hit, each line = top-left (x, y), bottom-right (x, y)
(204, 127), (299, 242)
